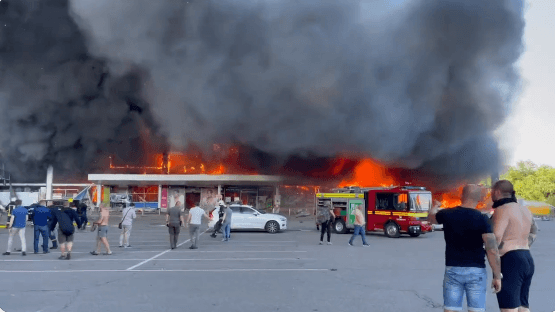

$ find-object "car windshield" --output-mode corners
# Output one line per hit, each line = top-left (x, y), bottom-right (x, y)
(409, 193), (432, 212)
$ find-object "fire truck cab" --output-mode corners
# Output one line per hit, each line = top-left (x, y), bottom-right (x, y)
(316, 186), (433, 238)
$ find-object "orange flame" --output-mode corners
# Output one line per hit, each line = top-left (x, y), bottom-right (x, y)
(437, 185), (492, 210)
(439, 187), (463, 208)
(338, 159), (397, 188)
(109, 144), (243, 175)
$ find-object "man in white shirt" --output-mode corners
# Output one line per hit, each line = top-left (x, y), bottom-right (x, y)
(119, 203), (136, 248)
(186, 202), (211, 249)
(348, 204), (369, 247)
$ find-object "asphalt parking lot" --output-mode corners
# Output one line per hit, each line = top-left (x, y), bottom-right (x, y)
(0, 214), (553, 312)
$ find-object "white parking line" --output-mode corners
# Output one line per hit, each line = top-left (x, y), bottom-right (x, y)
(203, 244), (295, 247)
(0, 258), (313, 262)
(125, 229), (208, 271)
(0, 268), (328, 273)
(3, 250), (307, 254)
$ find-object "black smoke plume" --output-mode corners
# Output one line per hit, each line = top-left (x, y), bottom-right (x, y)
(0, 0), (524, 187)
(0, 0), (169, 181)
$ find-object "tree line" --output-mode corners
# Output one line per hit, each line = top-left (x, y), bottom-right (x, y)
(494, 161), (555, 206)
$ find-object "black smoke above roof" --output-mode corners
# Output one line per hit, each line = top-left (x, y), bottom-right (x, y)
(0, 0), (524, 187)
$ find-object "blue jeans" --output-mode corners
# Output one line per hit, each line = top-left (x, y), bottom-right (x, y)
(443, 266), (487, 312)
(80, 215), (88, 229)
(223, 223), (231, 239)
(348, 225), (368, 245)
(34, 225), (49, 253)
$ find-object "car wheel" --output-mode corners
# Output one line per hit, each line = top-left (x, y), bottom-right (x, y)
(333, 219), (348, 234)
(384, 222), (401, 238)
(265, 221), (280, 233)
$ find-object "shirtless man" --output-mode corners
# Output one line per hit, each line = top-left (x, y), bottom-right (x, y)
(491, 180), (537, 312)
(428, 184), (502, 312)
(90, 203), (112, 255)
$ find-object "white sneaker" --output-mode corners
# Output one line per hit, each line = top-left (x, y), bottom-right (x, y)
(327, 242), (332, 245)
(319, 241), (323, 245)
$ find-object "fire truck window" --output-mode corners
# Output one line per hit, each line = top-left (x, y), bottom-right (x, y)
(376, 193), (393, 210)
(376, 193), (408, 211)
(409, 193), (432, 211)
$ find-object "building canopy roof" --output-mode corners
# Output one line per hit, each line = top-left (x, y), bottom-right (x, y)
(88, 174), (284, 187)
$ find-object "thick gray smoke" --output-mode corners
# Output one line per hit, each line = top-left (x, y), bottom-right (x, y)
(0, 0), (168, 181)
(0, 0), (524, 185)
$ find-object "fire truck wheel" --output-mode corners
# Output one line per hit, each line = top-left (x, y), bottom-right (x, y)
(333, 219), (348, 234)
(384, 222), (401, 238)
(265, 221), (280, 233)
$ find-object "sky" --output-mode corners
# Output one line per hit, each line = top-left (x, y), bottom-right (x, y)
(361, 0), (555, 168)
(496, 0), (555, 168)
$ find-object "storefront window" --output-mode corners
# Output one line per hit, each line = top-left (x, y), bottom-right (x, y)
(130, 186), (159, 203)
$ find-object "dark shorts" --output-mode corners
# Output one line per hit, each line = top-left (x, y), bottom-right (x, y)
(497, 249), (535, 309)
(57, 228), (74, 244)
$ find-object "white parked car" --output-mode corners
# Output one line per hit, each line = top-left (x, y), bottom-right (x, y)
(432, 223), (443, 231)
(208, 205), (287, 233)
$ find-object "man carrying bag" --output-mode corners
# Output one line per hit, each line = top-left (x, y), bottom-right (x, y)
(119, 203), (136, 248)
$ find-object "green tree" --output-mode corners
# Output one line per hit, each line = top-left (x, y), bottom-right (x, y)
(500, 161), (555, 204)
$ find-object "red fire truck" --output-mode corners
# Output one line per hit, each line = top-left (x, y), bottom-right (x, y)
(315, 186), (433, 238)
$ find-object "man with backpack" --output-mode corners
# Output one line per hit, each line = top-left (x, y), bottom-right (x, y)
(49, 200), (83, 260)
(317, 202), (335, 245)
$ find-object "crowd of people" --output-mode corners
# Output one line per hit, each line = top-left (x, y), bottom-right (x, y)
(1, 180), (539, 311)
(1, 197), (225, 259)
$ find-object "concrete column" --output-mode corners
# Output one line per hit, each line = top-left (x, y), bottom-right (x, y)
(158, 184), (162, 208)
(218, 185), (222, 196)
(274, 186), (281, 214)
(46, 165), (53, 200)
(96, 181), (102, 208)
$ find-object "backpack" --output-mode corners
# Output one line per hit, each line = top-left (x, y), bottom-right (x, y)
(317, 209), (329, 224)
(59, 211), (75, 236)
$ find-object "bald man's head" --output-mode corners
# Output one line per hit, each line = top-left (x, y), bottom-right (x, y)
(492, 180), (515, 200)
(461, 184), (483, 204)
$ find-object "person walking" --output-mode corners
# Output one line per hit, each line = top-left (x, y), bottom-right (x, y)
(77, 201), (88, 230)
(49, 201), (82, 260)
(119, 203), (136, 248)
(3, 200), (28, 256)
(220, 203), (233, 242)
(210, 201), (226, 238)
(428, 184), (502, 312)
(348, 204), (369, 247)
(317, 202), (335, 245)
(166, 201), (184, 249)
(491, 180), (536, 312)
(47, 202), (59, 250)
(33, 200), (51, 254)
(90, 203), (112, 256)
(186, 202), (212, 249)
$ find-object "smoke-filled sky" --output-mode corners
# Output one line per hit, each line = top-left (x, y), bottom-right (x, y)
(0, 0), (524, 185)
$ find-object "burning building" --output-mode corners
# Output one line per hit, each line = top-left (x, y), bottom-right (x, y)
(0, 0), (525, 201)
